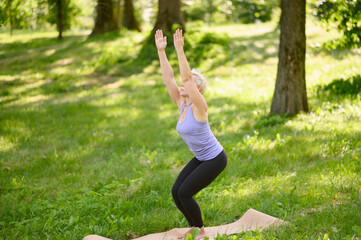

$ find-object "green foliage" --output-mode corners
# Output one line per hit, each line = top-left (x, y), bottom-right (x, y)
(187, 227), (201, 239)
(317, 75), (361, 98)
(183, 30), (230, 68)
(41, 73), (78, 94)
(0, 0), (32, 31)
(228, 0), (279, 24)
(0, 0), (86, 32)
(312, 0), (361, 48)
(182, 0), (279, 24)
(0, 0), (49, 31)
(47, 0), (80, 31)
(70, 0), (97, 30)
(183, 0), (228, 24)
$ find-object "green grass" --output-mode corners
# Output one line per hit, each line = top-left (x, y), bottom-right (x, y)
(1, 16), (361, 240)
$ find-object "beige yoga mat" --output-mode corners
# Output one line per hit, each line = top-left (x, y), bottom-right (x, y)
(83, 208), (288, 240)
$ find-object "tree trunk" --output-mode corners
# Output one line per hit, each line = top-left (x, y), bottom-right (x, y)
(123, 0), (141, 31)
(9, 8), (15, 36)
(10, 17), (14, 36)
(152, 0), (185, 34)
(91, 0), (119, 35)
(270, 0), (309, 116)
(57, 0), (63, 40)
(117, 0), (123, 28)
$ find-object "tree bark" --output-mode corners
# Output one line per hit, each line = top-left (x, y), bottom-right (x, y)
(10, 16), (14, 36)
(152, 0), (185, 34)
(270, 0), (309, 116)
(91, 0), (119, 35)
(117, 0), (123, 28)
(57, 0), (63, 40)
(123, 0), (141, 31)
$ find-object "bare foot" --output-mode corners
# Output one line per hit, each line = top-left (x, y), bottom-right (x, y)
(194, 227), (207, 240)
(177, 226), (195, 239)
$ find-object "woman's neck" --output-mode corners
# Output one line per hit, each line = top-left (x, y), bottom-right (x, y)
(185, 98), (192, 107)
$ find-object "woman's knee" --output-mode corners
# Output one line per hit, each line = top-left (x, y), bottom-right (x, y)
(177, 185), (191, 200)
(172, 184), (179, 200)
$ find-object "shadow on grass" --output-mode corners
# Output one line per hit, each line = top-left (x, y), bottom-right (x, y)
(207, 96), (290, 130)
(0, 34), (88, 61)
(0, 30), (129, 73)
(2, 82), (341, 185)
(309, 40), (361, 60)
(119, 26), (280, 78)
(0, 31), (130, 100)
(254, 114), (291, 128)
(316, 74), (361, 100)
(0, 82), (176, 177)
(114, 33), (172, 78)
(0, 31), (124, 54)
(203, 26), (279, 70)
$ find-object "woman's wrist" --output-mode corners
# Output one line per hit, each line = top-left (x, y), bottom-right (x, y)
(175, 47), (184, 53)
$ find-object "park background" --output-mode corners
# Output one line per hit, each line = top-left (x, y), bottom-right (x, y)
(1, 0), (361, 239)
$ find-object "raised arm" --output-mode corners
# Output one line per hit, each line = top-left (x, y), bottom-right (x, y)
(155, 30), (183, 110)
(173, 29), (207, 113)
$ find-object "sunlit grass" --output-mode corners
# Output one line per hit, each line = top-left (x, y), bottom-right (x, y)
(1, 15), (361, 240)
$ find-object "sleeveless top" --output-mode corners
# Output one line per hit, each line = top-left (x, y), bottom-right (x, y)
(176, 103), (223, 161)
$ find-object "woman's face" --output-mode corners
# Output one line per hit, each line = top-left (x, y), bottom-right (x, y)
(180, 83), (187, 97)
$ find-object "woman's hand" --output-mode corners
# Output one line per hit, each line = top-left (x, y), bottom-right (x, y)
(173, 29), (184, 52)
(155, 29), (167, 51)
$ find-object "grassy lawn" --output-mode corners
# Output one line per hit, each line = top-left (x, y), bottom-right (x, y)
(1, 16), (361, 240)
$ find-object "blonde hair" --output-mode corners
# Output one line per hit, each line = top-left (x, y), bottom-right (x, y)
(191, 69), (207, 94)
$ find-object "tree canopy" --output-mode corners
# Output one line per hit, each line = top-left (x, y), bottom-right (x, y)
(313, 0), (361, 48)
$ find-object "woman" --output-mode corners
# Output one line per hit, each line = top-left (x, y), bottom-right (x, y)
(155, 29), (227, 240)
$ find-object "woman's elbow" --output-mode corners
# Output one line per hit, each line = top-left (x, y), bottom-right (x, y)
(182, 74), (193, 83)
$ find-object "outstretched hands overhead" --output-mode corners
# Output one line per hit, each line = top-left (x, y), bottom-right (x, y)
(155, 29), (167, 51)
(155, 29), (184, 52)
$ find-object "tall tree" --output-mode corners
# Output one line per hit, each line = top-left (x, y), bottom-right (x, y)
(152, 0), (185, 34)
(0, 0), (24, 36)
(123, 0), (140, 31)
(116, 0), (122, 28)
(91, 0), (119, 35)
(270, 0), (309, 116)
(47, 0), (79, 40)
(57, 0), (63, 40)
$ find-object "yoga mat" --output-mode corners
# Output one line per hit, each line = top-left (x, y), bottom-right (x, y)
(83, 208), (288, 240)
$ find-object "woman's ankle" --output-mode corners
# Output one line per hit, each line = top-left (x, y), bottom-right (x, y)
(194, 227), (207, 240)
(196, 226), (205, 232)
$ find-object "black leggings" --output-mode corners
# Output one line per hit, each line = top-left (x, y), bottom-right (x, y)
(172, 150), (227, 227)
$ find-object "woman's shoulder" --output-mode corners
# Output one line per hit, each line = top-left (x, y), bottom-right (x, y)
(177, 98), (186, 111)
(177, 98), (186, 110)
(191, 103), (208, 122)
